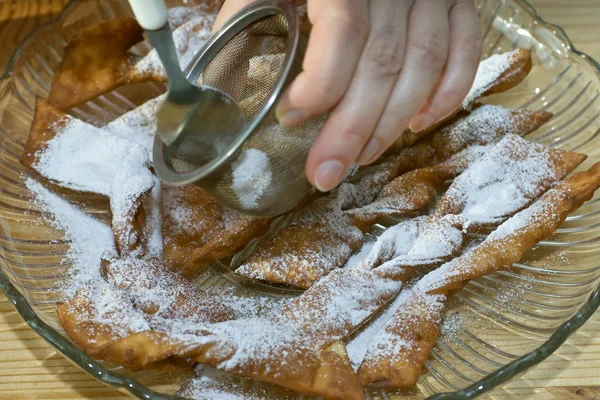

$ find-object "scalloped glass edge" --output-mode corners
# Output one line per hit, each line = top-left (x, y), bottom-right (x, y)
(0, 1), (599, 399)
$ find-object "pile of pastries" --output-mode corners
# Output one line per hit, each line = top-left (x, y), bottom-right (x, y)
(20, 2), (600, 400)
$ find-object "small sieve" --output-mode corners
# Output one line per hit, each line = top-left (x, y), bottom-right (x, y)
(152, 0), (323, 217)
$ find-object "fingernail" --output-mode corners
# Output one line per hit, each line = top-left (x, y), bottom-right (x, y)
(356, 138), (381, 165)
(409, 113), (435, 133)
(276, 107), (308, 128)
(314, 160), (346, 192)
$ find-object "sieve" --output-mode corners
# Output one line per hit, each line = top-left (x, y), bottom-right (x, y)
(132, 0), (322, 217)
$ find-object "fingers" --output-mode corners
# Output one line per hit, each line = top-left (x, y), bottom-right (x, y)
(366, 0), (450, 165)
(212, 0), (255, 31)
(409, 0), (482, 132)
(305, 0), (412, 190)
(275, 0), (370, 128)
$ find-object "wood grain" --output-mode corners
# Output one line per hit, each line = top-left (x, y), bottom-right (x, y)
(0, 1), (600, 399)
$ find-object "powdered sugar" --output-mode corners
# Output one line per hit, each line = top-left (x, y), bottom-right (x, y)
(346, 288), (412, 370)
(441, 134), (559, 224)
(463, 50), (517, 109)
(104, 95), (163, 156)
(32, 116), (155, 252)
(231, 148), (272, 209)
(438, 105), (516, 157)
(26, 178), (116, 298)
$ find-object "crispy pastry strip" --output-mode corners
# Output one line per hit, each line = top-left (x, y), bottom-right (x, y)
(391, 48), (533, 151)
(48, 17), (144, 110)
(162, 185), (225, 270)
(357, 161), (600, 388)
(236, 105), (552, 288)
(56, 140), (586, 398)
(58, 254), (235, 357)
(236, 147), (481, 289)
(179, 214), (273, 278)
(48, 4), (222, 110)
(22, 98), (155, 255)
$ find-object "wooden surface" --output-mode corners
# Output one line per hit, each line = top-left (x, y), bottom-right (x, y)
(1, 0), (600, 399)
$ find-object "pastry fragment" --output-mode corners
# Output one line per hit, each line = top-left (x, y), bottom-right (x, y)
(350, 145), (485, 219)
(48, 17), (144, 110)
(391, 49), (533, 151)
(357, 161), (600, 388)
(22, 98), (155, 255)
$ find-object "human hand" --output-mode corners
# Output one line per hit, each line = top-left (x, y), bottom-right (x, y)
(214, 0), (482, 192)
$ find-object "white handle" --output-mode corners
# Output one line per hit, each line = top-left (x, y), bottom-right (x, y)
(129, 0), (168, 30)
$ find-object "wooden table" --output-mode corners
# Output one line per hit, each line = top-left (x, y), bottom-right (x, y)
(1, 0), (600, 399)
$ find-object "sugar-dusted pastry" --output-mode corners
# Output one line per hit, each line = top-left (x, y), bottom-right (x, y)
(58, 254), (235, 357)
(235, 146), (478, 289)
(47, 17), (144, 110)
(48, 3), (222, 110)
(21, 98), (155, 255)
(236, 212), (365, 289)
(179, 214), (273, 278)
(237, 105), (553, 288)
(357, 161), (600, 388)
(391, 48), (533, 151)
(162, 184), (225, 270)
(103, 95), (163, 155)
(433, 134), (587, 226)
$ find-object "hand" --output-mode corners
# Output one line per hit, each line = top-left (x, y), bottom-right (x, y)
(214, 0), (482, 192)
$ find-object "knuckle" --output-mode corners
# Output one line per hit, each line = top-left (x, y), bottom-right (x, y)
(341, 124), (371, 145)
(364, 32), (404, 75)
(409, 31), (449, 66)
(308, 80), (343, 111)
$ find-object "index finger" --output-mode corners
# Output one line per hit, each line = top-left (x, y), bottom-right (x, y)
(275, 0), (370, 128)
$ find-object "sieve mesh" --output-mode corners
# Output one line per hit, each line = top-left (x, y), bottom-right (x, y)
(169, 11), (324, 217)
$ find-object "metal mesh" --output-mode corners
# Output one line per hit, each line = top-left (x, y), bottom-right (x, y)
(169, 13), (324, 216)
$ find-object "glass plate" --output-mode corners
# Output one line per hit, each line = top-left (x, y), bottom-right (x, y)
(0, 0), (599, 399)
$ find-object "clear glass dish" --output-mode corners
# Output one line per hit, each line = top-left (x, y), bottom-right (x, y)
(0, 0), (599, 399)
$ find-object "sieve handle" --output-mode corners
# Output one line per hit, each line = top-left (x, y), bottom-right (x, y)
(128, 0), (168, 31)
(128, 0), (195, 95)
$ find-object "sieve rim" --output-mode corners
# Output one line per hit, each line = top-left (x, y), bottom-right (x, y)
(153, 0), (301, 186)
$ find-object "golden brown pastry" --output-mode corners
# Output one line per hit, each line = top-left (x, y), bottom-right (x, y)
(357, 161), (600, 388)
(48, 17), (144, 110)
(21, 98), (154, 255)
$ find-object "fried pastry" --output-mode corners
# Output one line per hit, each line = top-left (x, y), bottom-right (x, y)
(22, 98), (155, 255)
(58, 254), (235, 357)
(48, 5), (221, 110)
(357, 161), (600, 388)
(237, 105), (553, 288)
(179, 214), (273, 278)
(236, 213), (365, 289)
(48, 17), (144, 110)
(433, 134), (587, 226)
(162, 185), (225, 270)
(391, 48), (533, 151)
(235, 147), (479, 289)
